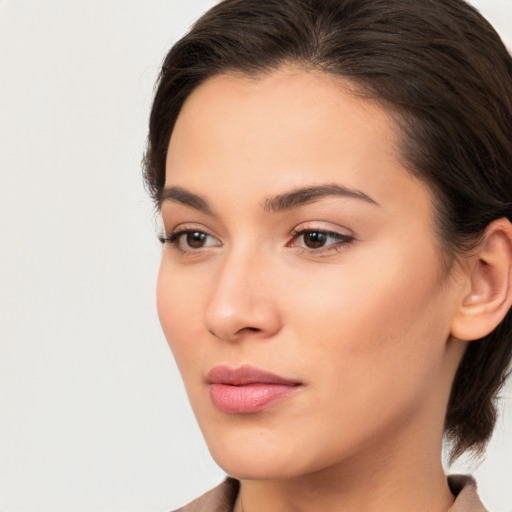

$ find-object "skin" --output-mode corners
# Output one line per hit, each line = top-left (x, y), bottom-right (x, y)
(157, 68), (473, 512)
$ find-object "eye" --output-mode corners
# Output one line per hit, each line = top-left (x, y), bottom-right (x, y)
(289, 228), (354, 252)
(180, 231), (210, 249)
(159, 228), (221, 252)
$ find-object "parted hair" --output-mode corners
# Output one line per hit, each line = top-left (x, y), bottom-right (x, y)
(144, 0), (512, 459)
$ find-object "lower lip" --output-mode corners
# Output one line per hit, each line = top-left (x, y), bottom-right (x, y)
(209, 383), (300, 414)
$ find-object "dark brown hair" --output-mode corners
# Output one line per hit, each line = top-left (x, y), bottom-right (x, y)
(144, 0), (512, 459)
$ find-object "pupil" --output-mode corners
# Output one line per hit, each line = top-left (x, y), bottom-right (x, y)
(187, 232), (206, 248)
(305, 231), (325, 248)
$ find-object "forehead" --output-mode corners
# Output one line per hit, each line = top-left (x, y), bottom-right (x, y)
(165, 68), (432, 217)
(169, 68), (397, 163)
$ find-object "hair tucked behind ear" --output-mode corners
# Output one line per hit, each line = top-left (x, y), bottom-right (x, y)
(144, 0), (512, 460)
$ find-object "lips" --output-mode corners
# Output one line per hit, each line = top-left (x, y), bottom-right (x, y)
(206, 365), (302, 414)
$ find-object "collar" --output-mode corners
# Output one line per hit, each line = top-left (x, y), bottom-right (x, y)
(176, 474), (487, 511)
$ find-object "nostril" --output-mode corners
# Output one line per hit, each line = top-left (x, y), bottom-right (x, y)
(209, 326), (261, 341)
(234, 326), (262, 337)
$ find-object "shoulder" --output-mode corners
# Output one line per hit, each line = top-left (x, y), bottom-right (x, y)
(448, 475), (488, 512)
(172, 478), (240, 512)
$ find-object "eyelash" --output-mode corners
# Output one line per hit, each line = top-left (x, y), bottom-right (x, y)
(158, 228), (218, 254)
(288, 228), (354, 255)
(158, 227), (355, 255)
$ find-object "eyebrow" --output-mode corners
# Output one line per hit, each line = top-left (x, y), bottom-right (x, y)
(159, 183), (379, 214)
(263, 184), (379, 212)
(159, 186), (213, 214)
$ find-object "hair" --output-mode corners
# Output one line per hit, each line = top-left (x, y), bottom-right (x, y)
(144, 0), (512, 460)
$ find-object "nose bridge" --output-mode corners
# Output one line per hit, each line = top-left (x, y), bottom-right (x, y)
(204, 242), (279, 341)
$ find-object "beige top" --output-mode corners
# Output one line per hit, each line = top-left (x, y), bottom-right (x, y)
(174, 475), (488, 512)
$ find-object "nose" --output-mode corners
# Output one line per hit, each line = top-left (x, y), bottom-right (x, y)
(204, 249), (282, 342)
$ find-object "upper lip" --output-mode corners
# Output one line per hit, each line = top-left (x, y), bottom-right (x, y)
(206, 365), (301, 386)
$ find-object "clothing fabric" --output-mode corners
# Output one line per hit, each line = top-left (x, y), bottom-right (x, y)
(448, 475), (488, 512)
(173, 475), (487, 512)
(173, 478), (239, 512)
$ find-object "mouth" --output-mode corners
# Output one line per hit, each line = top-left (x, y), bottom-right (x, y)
(205, 365), (303, 414)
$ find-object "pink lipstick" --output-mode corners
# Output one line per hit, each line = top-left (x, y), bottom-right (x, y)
(206, 365), (302, 414)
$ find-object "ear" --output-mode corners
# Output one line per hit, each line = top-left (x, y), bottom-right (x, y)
(451, 218), (512, 341)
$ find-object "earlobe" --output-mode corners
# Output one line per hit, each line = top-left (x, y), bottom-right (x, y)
(451, 218), (512, 341)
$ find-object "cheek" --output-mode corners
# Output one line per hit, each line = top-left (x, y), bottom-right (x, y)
(281, 242), (451, 400)
(267, 253), (452, 468)
(156, 259), (205, 372)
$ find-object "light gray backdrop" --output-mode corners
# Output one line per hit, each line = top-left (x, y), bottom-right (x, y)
(0, 1), (511, 510)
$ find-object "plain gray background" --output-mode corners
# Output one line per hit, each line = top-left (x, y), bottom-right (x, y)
(0, 1), (511, 510)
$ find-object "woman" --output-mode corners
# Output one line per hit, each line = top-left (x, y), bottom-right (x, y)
(144, 0), (512, 510)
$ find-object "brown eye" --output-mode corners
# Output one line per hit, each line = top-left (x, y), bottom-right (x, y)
(163, 229), (221, 252)
(303, 231), (327, 248)
(186, 231), (207, 248)
(290, 228), (354, 253)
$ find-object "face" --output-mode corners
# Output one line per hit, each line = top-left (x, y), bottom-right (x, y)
(157, 69), (463, 480)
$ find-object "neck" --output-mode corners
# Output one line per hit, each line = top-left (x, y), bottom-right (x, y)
(235, 422), (454, 512)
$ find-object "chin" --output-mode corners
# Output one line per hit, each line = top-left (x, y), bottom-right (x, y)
(205, 434), (287, 479)
(212, 451), (305, 481)
(203, 428), (328, 482)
